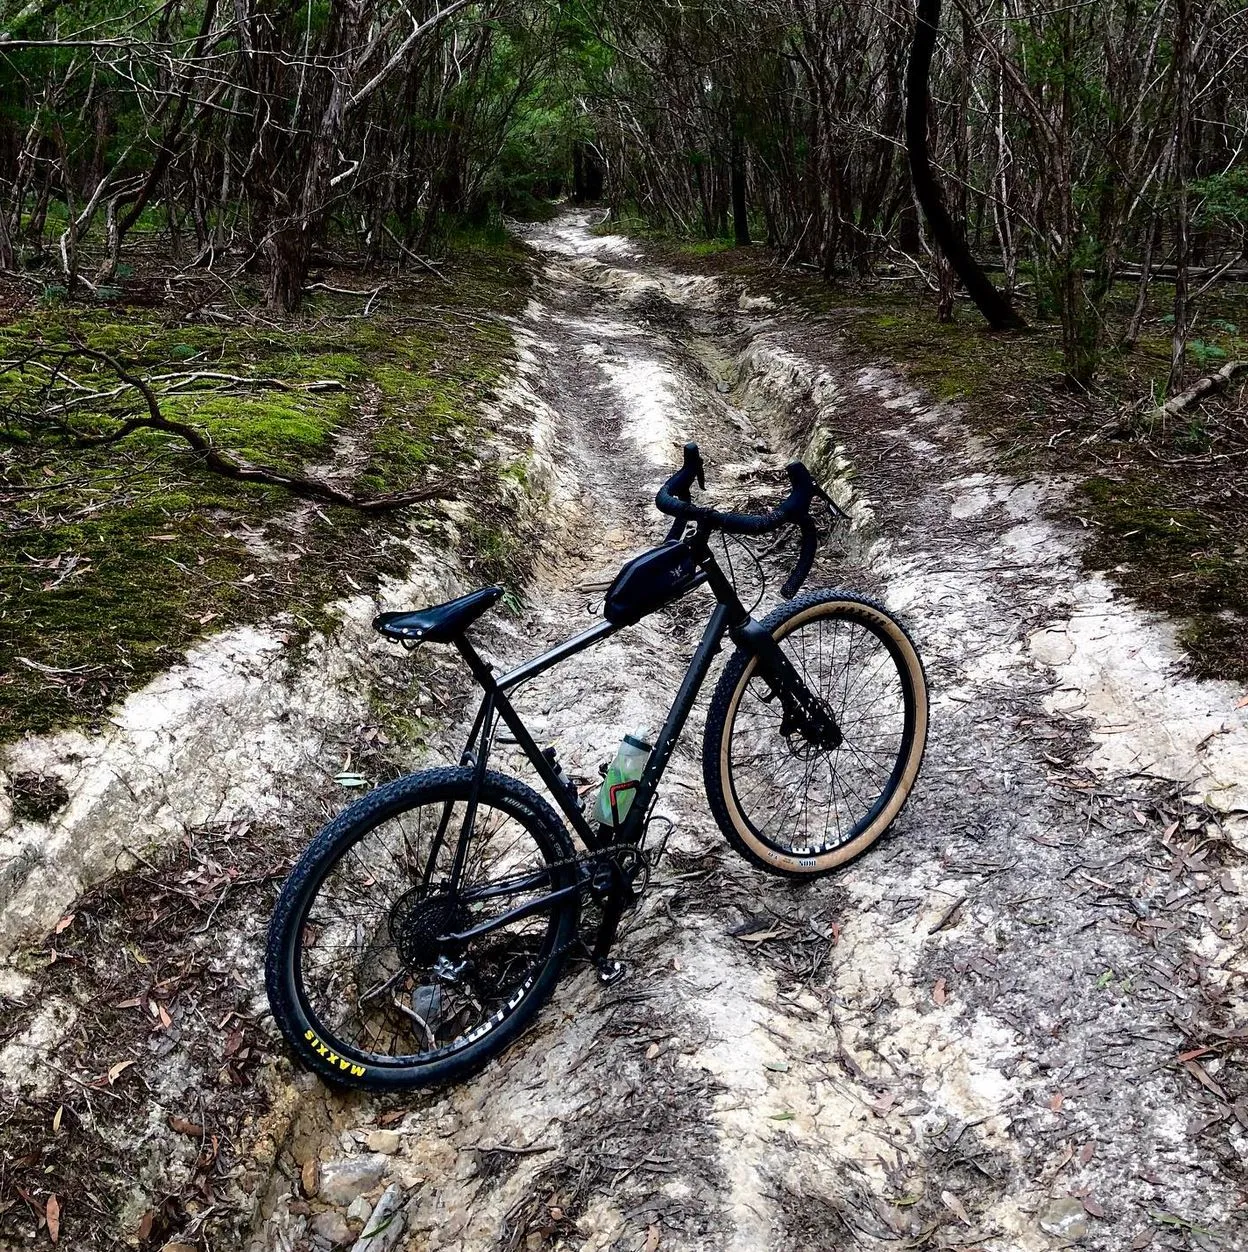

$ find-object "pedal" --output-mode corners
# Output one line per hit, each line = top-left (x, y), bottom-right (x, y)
(596, 958), (627, 986)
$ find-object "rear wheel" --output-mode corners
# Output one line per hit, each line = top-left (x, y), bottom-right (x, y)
(265, 768), (580, 1090)
(703, 590), (927, 876)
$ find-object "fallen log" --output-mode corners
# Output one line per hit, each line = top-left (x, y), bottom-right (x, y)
(1157, 360), (1248, 418)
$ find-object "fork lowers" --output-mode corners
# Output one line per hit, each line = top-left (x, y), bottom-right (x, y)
(731, 615), (844, 750)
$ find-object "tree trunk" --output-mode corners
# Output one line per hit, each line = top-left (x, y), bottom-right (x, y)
(730, 125), (750, 246)
(1168, 0), (1193, 394)
(0, 207), (13, 271)
(265, 224), (307, 313)
(904, 0), (1024, 330)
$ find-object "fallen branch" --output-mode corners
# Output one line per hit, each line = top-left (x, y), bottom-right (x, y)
(1157, 360), (1248, 418)
(49, 348), (454, 513)
(381, 223), (451, 284)
(155, 371), (346, 393)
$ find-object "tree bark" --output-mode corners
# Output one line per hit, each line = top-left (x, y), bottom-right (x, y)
(904, 0), (1024, 330)
(1168, 0), (1193, 393)
(730, 124), (750, 246)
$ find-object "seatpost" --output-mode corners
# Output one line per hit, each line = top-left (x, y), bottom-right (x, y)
(454, 635), (498, 692)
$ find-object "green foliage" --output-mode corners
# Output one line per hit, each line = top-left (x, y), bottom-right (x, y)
(1189, 340), (1227, 369)
(1192, 169), (1248, 227)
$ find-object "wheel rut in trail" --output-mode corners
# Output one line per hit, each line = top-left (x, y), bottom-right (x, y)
(6, 210), (1238, 1250)
(247, 223), (872, 1252)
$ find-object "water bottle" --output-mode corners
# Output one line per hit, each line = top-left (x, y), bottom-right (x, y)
(595, 732), (653, 827)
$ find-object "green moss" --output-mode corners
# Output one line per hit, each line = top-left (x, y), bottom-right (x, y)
(1078, 474), (1247, 681)
(0, 467), (273, 735)
(680, 238), (736, 257)
(173, 393), (344, 466)
(0, 245), (538, 741)
(1081, 477), (1212, 548)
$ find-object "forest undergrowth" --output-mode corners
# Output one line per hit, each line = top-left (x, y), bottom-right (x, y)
(0, 228), (535, 742)
(617, 223), (1248, 686)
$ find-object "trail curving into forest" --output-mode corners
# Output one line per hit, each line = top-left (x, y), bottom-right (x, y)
(2, 212), (1245, 1252)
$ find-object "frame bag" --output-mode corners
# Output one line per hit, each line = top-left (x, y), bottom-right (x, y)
(603, 541), (699, 627)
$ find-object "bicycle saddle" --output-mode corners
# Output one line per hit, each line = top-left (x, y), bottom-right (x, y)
(374, 586), (503, 643)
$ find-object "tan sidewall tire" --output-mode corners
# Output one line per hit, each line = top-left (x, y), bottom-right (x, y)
(708, 594), (928, 876)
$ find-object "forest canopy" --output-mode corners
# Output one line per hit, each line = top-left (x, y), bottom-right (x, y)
(0, 0), (1243, 386)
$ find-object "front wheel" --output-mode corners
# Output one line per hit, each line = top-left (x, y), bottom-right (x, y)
(265, 767), (580, 1090)
(703, 590), (928, 877)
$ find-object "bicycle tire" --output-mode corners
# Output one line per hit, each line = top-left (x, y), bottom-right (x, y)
(265, 766), (580, 1091)
(703, 590), (928, 877)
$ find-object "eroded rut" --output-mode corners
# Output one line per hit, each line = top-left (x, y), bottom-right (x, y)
(243, 217), (1247, 1252)
(4, 213), (1246, 1252)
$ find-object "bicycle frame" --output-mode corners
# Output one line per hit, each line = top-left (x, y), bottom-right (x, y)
(453, 583), (730, 856)
(434, 528), (831, 952)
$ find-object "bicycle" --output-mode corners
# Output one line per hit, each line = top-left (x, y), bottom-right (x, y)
(265, 442), (929, 1090)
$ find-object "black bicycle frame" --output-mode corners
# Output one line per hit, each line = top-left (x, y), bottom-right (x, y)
(452, 579), (731, 856)
(434, 531), (830, 946)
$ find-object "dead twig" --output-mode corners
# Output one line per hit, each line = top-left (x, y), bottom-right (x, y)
(928, 895), (967, 934)
(381, 223), (451, 283)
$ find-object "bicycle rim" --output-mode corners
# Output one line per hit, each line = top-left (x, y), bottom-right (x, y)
(720, 598), (925, 864)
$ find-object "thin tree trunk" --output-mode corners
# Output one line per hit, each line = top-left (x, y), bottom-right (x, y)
(730, 123), (750, 246)
(905, 0), (1024, 330)
(1168, 0), (1193, 394)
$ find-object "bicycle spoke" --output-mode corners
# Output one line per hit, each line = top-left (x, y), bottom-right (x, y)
(294, 792), (563, 1065)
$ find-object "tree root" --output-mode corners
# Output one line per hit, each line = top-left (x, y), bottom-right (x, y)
(49, 347), (455, 513)
(1158, 360), (1248, 418)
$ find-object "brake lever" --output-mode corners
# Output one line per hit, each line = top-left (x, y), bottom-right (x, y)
(784, 461), (848, 522)
(683, 440), (705, 492)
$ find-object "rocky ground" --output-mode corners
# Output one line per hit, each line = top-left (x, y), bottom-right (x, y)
(1, 213), (1245, 1252)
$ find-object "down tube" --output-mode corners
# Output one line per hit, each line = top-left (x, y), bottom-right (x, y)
(626, 602), (733, 838)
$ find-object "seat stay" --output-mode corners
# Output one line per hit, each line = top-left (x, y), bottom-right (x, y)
(447, 687), (496, 893)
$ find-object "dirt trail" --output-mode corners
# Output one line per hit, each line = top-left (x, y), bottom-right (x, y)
(3, 212), (1245, 1252)
(236, 214), (1247, 1252)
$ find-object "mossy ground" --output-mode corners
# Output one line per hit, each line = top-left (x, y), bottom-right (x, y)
(0, 233), (535, 740)
(608, 221), (1248, 685)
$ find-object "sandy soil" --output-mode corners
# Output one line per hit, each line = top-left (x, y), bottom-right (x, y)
(1, 212), (1244, 1252)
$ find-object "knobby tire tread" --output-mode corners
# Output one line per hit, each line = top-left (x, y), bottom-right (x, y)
(265, 767), (579, 1091)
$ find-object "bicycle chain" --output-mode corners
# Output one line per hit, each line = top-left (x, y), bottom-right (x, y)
(542, 838), (653, 965)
